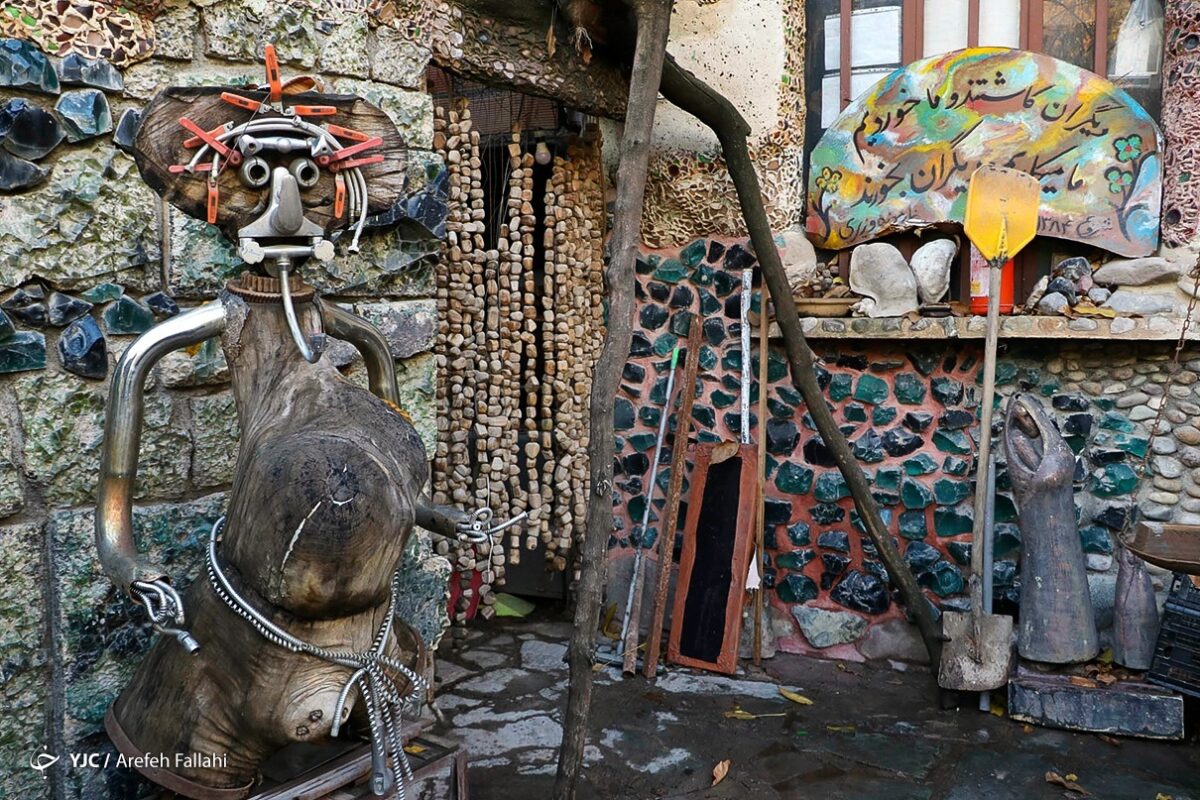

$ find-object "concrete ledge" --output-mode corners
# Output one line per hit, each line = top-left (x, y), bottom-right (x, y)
(768, 315), (1199, 341)
(1008, 668), (1185, 740)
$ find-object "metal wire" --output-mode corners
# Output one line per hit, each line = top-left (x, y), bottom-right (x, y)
(205, 517), (425, 798)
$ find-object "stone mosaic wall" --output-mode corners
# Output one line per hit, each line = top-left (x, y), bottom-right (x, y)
(0, 4), (446, 798)
(612, 238), (1198, 664)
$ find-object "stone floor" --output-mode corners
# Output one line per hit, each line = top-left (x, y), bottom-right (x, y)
(414, 613), (1200, 800)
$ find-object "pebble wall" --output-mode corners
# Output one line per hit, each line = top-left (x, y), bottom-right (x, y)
(0, 4), (448, 798)
(611, 238), (1197, 664)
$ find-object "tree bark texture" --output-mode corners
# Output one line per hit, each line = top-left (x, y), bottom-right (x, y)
(658, 56), (944, 668)
(554, 3), (674, 798)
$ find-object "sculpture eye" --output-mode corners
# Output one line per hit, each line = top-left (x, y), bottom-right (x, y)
(239, 156), (271, 189)
(289, 157), (320, 188)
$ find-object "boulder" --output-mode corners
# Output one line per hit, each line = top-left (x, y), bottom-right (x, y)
(778, 229), (819, 292)
(848, 242), (918, 317)
(1024, 274), (1049, 308)
(1036, 291), (1070, 315)
(910, 238), (957, 304)
(1102, 289), (1178, 316)
(857, 617), (930, 663)
(792, 605), (868, 648)
(1093, 257), (1178, 286)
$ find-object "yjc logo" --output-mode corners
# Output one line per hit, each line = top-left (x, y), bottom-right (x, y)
(30, 753), (59, 777)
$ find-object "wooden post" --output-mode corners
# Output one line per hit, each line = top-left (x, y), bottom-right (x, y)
(555, 2), (675, 797)
(753, 291), (769, 666)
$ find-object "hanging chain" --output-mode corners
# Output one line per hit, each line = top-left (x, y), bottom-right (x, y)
(1119, 252), (1200, 543)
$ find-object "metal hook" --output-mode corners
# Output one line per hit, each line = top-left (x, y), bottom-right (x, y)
(278, 261), (326, 364)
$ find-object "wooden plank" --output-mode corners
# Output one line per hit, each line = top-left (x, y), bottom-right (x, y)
(752, 297), (769, 666)
(133, 86), (409, 238)
(644, 316), (704, 678)
(1094, 0), (1109, 76)
(667, 442), (759, 675)
(967, 0), (980, 47)
(839, 0), (852, 109)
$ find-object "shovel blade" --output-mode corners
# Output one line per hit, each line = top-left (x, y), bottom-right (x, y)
(938, 610), (1015, 691)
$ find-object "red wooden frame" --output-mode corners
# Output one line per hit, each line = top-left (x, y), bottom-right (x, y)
(667, 442), (759, 675)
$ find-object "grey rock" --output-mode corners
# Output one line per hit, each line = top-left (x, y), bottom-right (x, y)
(56, 53), (123, 91)
(1110, 317), (1137, 334)
(910, 238), (957, 304)
(1115, 391), (1149, 408)
(792, 605), (868, 648)
(778, 229), (819, 293)
(857, 617), (930, 663)
(1103, 289), (1177, 316)
(849, 242), (918, 317)
(370, 24), (431, 90)
(1087, 286), (1112, 304)
(1093, 257), (1178, 286)
(1086, 554), (1113, 572)
(1025, 274), (1049, 308)
(1035, 291), (1070, 315)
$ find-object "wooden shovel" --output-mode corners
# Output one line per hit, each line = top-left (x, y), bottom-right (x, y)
(938, 165), (1039, 692)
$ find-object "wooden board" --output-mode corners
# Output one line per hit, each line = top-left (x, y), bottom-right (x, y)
(667, 442), (758, 675)
(132, 86), (409, 238)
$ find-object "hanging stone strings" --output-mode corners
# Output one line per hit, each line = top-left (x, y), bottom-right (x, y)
(205, 517), (425, 799)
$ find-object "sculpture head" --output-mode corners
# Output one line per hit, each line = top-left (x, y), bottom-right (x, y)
(1004, 393), (1075, 493)
(130, 45), (409, 271)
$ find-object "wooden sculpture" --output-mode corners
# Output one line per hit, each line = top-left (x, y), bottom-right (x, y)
(94, 48), (485, 799)
(1004, 393), (1100, 664)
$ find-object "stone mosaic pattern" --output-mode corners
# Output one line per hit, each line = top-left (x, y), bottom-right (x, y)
(0, 8), (448, 797)
(1161, 0), (1200, 246)
(612, 239), (1197, 662)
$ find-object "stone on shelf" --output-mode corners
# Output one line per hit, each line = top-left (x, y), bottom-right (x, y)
(54, 89), (113, 142)
(1036, 291), (1070, 315)
(1102, 289), (1177, 316)
(849, 242), (919, 317)
(1092, 257), (1177, 286)
(910, 238), (956, 304)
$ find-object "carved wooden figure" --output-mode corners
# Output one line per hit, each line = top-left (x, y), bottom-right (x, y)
(1004, 393), (1099, 664)
(94, 49), (480, 799)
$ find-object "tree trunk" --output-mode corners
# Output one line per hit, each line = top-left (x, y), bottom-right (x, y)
(658, 56), (944, 668)
(554, 3), (674, 797)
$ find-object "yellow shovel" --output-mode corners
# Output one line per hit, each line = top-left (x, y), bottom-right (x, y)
(938, 165), (1040, 691)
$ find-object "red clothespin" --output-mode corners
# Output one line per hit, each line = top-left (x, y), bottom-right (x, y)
(178, 117), (242, 166)
(317, 136), (383, 167)
(287, 105), (337, 117)
(168, 162), (214, 174)
(326, 123), (370, 143)
(220, 91), (264, 113)
(330, 154), (384, 172)
(206, 177), (219, 224)
(334, 173), (347, 219)
(264, 44), (283, 104)
(183, 122), (230, 149)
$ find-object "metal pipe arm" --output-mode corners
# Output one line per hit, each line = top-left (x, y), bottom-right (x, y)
(414, 496), (472, 539)
(317, 299), (400, 406)
(96, 301), (229, 593)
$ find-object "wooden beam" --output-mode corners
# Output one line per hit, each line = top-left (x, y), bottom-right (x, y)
(1094, 0), (1109, 76)
(840, 0), (852, 109)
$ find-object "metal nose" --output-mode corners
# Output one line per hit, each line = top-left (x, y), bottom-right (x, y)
(269, 166), (305, 235)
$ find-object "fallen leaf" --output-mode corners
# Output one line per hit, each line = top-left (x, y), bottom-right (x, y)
(1045, 771), (1089, 795)
(1097, 648), (1114, 665)
(712, 440), (740, 464)
(826, 724), (856, 734)
(1068, 675), (1098, 689)
(403, 743), (427, 755)
(545, 22), (557, 58)
(1065, 774), (1078, 782)
(1098, 735), (1121, 747)
(1023, 724), (1034, 734)
(1096, 673), (1118, 687)
(989, 697), (1006, 718)
(1156, 793), (1174, 800)
(724, 708), (757, 720)
(712, 759), (730, 786)
(779, 687), (814, 705)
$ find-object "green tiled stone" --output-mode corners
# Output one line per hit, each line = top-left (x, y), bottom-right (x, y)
(1091, 463), (1138, 497)
(829, 373), (852, 401)
(872, 406), (897, 426)
(934, 506), (973, 537)
(776, 462), (814, 495)
(82, 282), (124, 302)
(711, 389), (737, 409)
(994, 494), (1018, 523)
(814, 471), (850, 503)
(933, 429), (972, 454)
(931, 376), (964, 406)
(652, 333), (678, 358)
(692, 263), (715, 287)
(942, 456), (970, 476)
(975, 362), (1018, 386)
(628, 433), (657, 451)
(680, 239), (707, 267)
(1080, 525), (1114, 554)
(947, 540), (972, 565)
(918, 561), (964, 597)
(901, 478), (933, 509)
(0, 332), (46, 374)
(766, 350), (788, 381)
(722, 349), (742, 371)
(102, 295), (155, 335)
(811, 502), (845, 524)
(1113, 434), (1148, 459)
(994, 523), (1021, 557)
(777, 573), (818, 603)
(933, 478), (971, 505)
(652, 258), (687, 283)
(894, 372), (926, 405)
(875, 466), (901, 491)
(1040, 379), (1060, 396)
(850, 506), (892, 534)
(698, 346), (718, 371)
(669, 310), (695, 337)
(904, 453), (938, 475)
(775, 549), (815, 570)
(778, 386), (802, 406)
(853, 373), (889, 406)
(844, 403), (867, 422)
(786, 520), (811, 546)
(898, 509), (927, 540)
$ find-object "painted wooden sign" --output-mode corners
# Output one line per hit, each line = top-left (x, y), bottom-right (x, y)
(806, 48), (1162, 258)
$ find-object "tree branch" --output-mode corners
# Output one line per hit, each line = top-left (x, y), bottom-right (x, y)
(553, 2), (675, 797)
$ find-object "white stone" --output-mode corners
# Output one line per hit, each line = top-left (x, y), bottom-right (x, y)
(778, 229), (819, 292)
(1093, 257), (1178, 286)
(910, 238), (957, 304)
(792, 605), (868, 648)
(519, 640), (567, 672)
(848, 242), (919, 317)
